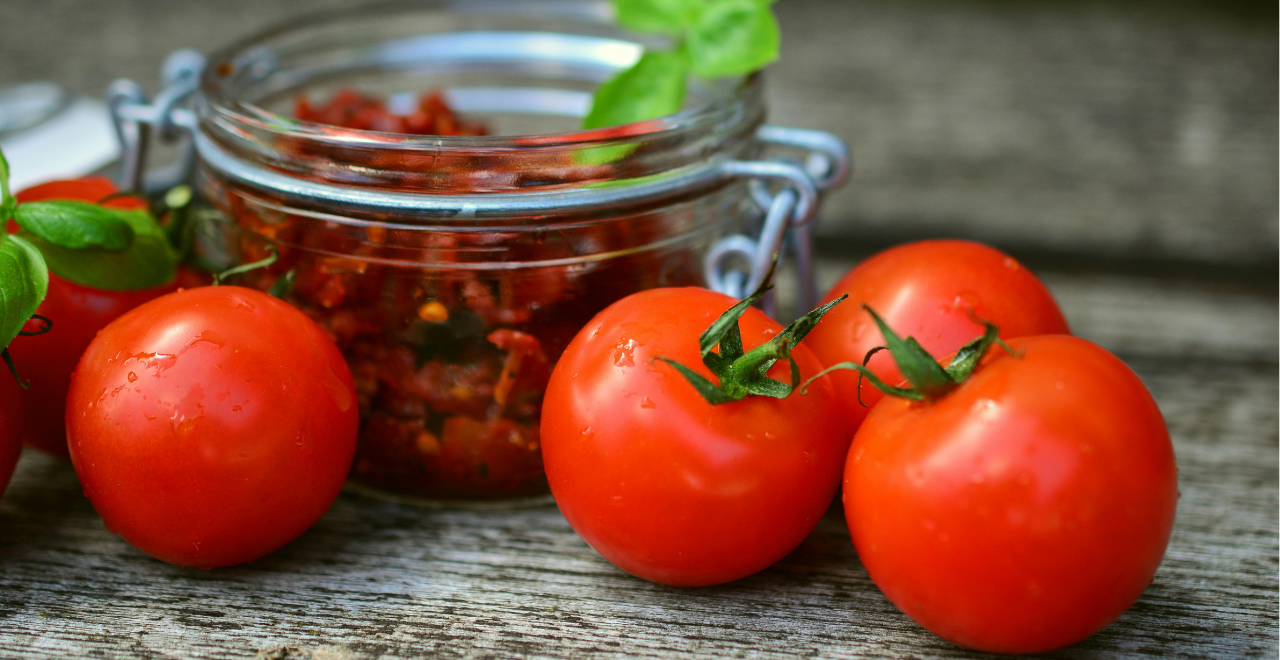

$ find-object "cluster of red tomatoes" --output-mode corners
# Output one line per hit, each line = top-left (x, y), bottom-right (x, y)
(540, 240), (1178, 654)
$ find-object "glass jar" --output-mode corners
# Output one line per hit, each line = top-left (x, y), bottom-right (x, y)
(117, 0), (849, 502)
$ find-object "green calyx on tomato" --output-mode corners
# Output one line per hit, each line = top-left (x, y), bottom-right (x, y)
(805, 305), (1016, 403)
(657, 271), (847, 405)
(0, 148), (182, 293)
(582, 0), (780, 129)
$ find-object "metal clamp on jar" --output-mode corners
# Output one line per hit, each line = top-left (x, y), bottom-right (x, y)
(105, 0), (850, 503)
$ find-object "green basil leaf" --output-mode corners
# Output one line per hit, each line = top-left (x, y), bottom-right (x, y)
(615, 0), (700, 33)
(0, 235), (48, 351)
(14, 201), (135, 251)
(583, 49), (690, 129)
(0, 149), (10, 211)
(687, 0), (780, 79)
(21, 209), (177, 291)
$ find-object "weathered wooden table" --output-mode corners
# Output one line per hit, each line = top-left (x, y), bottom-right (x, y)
(0, 0), (1275, 657)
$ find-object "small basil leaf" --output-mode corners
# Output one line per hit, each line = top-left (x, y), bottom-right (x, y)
(687, 0), (780, 79)
(572, 143), (638, 166)
(0, 149), (10, 212)
(583, 49), (690, 129)
(615, 0), (700, 33)
(14, 201), (135, 251)
(0, 235), (48, 351)
(22, 209), (177, 291)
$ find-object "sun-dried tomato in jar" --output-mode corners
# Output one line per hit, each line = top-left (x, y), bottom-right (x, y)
(194, 11), (772, 500)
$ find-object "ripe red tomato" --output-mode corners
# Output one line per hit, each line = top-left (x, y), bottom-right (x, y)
(844, 334), (1177, 653)
(0, 374), (24, 496)
(66, 286), (359, 568)
(541, 287), (850, 587)
(805, 240), (1068, 429)
(10, 178), (177, 458)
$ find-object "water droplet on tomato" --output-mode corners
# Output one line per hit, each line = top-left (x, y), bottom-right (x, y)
(970, 398), (999, 421)
(581, 427), (594, 441)
(640, 397), (655, 409)
(322, 366), (354, 412)
(613, 338), (638, 367)
(127, 372), (137, 383)
(853, 323), (867, 340)
(170, 412), (201, 437)
(188, 330), (227, 348)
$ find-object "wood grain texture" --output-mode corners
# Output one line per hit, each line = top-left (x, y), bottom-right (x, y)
(0, 266), (1274, 659)
(0, 0), (1274, 266)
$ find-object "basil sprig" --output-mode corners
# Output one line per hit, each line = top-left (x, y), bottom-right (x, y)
(583, 0), (781, 129)
(0, 152), (48, 356)
(0, 156), (179, 292)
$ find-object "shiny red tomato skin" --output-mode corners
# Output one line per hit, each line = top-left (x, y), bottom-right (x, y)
(845, 335), (1177, 654)
(0, 374), (24, 495)
(66, 286), (359, 568)
(11, 275), (177, 458)
(542, 287), (851, 587)
(805, 240), (1069, 430)
(11, 178), (177, 458)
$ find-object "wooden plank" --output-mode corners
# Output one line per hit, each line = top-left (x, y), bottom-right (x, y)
(0, 0), (1273, 265)
(0, 269), (1274, 658)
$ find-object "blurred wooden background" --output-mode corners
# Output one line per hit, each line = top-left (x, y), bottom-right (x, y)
(0, 0), (1274, 277)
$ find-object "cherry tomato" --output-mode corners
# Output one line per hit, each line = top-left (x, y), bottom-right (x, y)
(66, 286), (359, 568)
(805, 240), (1069, 429)
(844, 335), (1177, 653)
(9, 178), (177, 458)
(0, 374), (24, 495)
(541, 287), (850, 587)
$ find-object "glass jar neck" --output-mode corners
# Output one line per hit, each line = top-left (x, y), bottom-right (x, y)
(195, 1), (766, 215)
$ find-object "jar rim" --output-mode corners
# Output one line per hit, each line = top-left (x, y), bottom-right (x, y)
(198, 0), (762, 154)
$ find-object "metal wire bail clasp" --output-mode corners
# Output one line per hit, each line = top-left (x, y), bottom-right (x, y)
(704, 125), (851, 318)
(106, 49), (205, 193)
